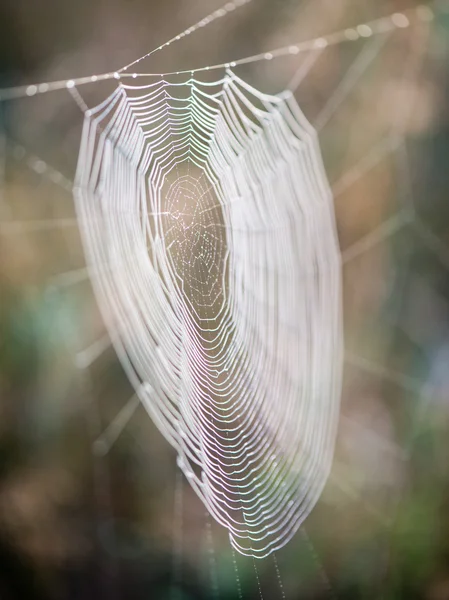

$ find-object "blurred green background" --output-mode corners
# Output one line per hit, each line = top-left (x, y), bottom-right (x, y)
(1, 1), (449, 598)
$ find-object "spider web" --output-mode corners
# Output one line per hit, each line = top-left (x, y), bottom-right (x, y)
(74, 68), (343, 559)
(0, 1), (446, 597)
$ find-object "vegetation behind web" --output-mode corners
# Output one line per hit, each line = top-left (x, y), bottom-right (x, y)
(1, 0), (449, 598)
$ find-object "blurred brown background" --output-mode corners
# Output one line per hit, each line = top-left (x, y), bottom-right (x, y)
(1, 1), (449, 598)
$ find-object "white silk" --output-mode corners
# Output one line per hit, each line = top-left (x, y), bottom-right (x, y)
(74, 71), (343, 558)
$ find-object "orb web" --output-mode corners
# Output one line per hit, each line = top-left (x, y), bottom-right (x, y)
(74, 71), (343, 557)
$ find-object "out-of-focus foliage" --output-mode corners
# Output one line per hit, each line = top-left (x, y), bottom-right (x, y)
(1, 1), (449, 598)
